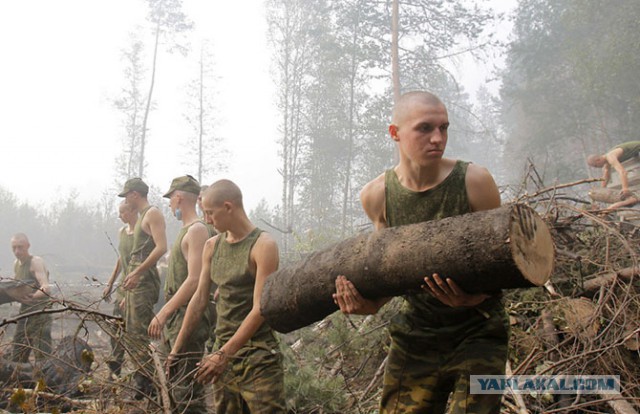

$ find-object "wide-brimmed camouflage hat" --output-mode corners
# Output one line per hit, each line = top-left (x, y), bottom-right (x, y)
(163, 175), (201, 198)
(118, 177), (149, 197)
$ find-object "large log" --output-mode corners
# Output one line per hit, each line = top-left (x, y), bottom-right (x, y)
(589, 187), (624, 203)
(0, 280), (35, 305)
(261, 204), (555, 333)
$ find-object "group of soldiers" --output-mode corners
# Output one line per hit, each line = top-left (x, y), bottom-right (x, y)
(5, 91), (636, 414)
(100, 175), (284, 412)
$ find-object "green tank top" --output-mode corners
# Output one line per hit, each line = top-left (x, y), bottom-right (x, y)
(211, 227), (278, 352)
(15, 256), (47, 312)
(116, 226), (134, 299)
(165, 220), (212, 296)
(128, 206), (156, 273)
(384, 161), (504, 341)
(613, 141), (640, 163)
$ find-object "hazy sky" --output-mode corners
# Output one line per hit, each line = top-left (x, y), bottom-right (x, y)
(0, 0), (514, 213)
(0, 0), (280, 211)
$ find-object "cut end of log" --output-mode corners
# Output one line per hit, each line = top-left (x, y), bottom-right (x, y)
(510, 205), (555, 287)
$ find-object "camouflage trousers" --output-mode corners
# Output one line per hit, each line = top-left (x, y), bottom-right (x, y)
(161, 306), (209, 414)
(380, 308), (509, 414)
(213, 347), (286, 414)
(107, 299), (125, 375)
(123, 272), (159, 378)
(11, 309), (52, 363)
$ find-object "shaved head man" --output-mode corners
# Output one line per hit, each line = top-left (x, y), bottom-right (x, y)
(333, 91), (509, 414)
(171, 179), (286, 413)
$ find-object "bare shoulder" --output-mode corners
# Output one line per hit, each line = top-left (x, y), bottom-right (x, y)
(360, 173), (386, 226)
(147, 206), (165, 222)
(255, 231), (278, 253)
(606, 147), (623, 160)
(187, 221), (209, 238)
(465, 163), (501, 212)
(30, 256), (48, 273)
(204, 234), (220, 250)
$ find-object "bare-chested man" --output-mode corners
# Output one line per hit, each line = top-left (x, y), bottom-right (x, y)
(117, 177), (167, 399)
(588, 141), (640, 198)
(10, 233), (52, 363)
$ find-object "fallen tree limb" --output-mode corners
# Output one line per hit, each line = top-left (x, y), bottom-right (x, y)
(0, 301), (122, 327)
(583, 267), (639, 292)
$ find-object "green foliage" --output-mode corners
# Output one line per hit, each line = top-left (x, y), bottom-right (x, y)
(283, 344), (346, 413)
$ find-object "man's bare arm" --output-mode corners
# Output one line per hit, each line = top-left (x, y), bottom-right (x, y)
(601, 164), (611, 187)
(606, 151), (630, 194)
(103, 258), (122, 301)
(170, 236), (216, 355)
(466, 164), (501, 212)
(30, 257), (50, 300)
(149, 223), (208, 339)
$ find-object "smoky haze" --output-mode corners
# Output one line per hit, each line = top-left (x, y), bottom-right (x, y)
(1, 0), (634, 278)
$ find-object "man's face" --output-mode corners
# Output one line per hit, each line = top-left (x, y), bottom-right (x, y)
(197, 192), (205, 213)
(118, 205), (135, 224)
(123, 191), (139, 210)
(391, 102), (449, 166)
(11, 238), (29, 261)
(168, 192), (180, 217)
(202, 197), (228, 232)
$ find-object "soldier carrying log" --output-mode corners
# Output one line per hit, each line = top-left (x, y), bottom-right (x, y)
(9, 233), (52, 363)
(333, 91), (509, 413)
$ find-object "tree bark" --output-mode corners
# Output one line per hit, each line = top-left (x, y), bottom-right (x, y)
(0, 281), (34, 305)
(589, 187), (624, 203)
(262, 204), (555, 333)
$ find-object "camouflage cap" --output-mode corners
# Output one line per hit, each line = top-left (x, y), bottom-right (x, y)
(163, 175), (201, 198)
(118, 177), (149, 197)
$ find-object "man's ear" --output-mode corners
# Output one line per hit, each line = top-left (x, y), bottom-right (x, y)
(389, 124), (399, 142)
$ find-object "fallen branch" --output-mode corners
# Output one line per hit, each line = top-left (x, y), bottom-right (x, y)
(583, 267), (639, 292)
(519, 177), (602, 200)
(0, 301), (122, 327)
(150, 344), (172, 414)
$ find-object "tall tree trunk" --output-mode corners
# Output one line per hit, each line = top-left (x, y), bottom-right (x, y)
(198, 46), (204, 183)
(262, 204), (555, 333)
(341, 3), (360, 238)
(391, 0), (400, 104)
(139, 20), (161, 178)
